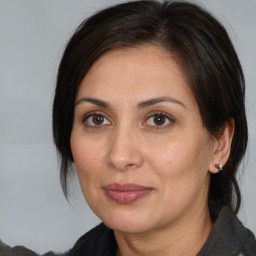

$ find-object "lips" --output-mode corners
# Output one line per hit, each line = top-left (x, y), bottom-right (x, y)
(103, 183), (153, 204)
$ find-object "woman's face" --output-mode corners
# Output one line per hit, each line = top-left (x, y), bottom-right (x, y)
(70, 46), (217, 233)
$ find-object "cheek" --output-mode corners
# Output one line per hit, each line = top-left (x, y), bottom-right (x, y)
(70, 133), (108, 215)
(146, 134), (212, 191)
(148, 137), (212, 218)
(70, 132), (105, 185)
(146, 137), (192, 175)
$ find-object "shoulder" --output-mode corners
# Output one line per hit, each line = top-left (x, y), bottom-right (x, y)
(0, 223), (115, 256)
(198, 207), (256, 256)
(69, 223), (117, 256)
(0, 240), (67, 256)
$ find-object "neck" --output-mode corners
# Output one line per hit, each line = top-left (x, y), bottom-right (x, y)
(114, 204), (213, 256)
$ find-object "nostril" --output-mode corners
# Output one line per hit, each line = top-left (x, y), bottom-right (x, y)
(125, 163), (136, 170)
(106, 153), (143, 171)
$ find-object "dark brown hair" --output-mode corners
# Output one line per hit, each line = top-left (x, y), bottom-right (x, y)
(53, 0), (247, 217)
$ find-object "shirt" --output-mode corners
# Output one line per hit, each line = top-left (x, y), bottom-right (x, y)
(1, 207), (256, 256)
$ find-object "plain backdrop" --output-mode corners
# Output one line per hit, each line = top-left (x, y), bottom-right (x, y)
(0, 0), (255, 254)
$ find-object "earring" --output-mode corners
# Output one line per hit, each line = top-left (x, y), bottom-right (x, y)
(215, 164), (223, 172)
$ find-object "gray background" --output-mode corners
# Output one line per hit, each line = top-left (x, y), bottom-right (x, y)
(0, 0), (255, 254)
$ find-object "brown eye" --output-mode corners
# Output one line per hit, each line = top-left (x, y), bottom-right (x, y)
(143, 113), (174, 128)
(84, 113), (111, 127)
(153, 115), (166, 125)
(92, 115), (104, 125)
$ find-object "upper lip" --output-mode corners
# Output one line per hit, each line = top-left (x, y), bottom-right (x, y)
(103, 183), (153, 191)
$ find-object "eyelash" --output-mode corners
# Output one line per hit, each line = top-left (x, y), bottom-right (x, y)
(81, 111), (175, 129)
(143, 111), (175, 129)
(82, 111), (111, 129)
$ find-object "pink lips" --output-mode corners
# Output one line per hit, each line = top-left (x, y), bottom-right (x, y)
(103, 183), (153, 204)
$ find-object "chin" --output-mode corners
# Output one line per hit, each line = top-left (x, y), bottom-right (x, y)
(99, 208), (157, 234)
(105, 219), (152, 234)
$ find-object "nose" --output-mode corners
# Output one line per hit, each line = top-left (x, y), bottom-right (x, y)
(106, 125), (143, 172)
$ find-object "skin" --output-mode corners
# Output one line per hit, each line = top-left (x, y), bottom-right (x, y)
(70, 45), (234, 256)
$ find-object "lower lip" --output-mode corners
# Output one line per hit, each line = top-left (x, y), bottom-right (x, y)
(104, 189), (152, 204)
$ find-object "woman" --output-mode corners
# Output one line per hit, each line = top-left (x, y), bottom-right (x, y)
(52, 0), (256, 255)
(1, 0), (255, 255)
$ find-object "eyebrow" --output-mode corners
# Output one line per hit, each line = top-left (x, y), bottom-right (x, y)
(137, 96), (186, 109)
(75, 96), (185, 109)
(75, 97), (109, 107)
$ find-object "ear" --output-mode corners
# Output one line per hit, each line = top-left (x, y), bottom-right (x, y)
(208, 118), (235, 174)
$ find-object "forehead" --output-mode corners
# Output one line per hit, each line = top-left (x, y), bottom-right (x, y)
(77, 45), (196, 108)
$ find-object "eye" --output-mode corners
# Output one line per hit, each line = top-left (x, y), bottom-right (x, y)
(83, 113), (111, 127)
(143, 113), (174, 128)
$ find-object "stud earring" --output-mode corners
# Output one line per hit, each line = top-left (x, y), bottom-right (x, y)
(215, 164), (223, 172)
